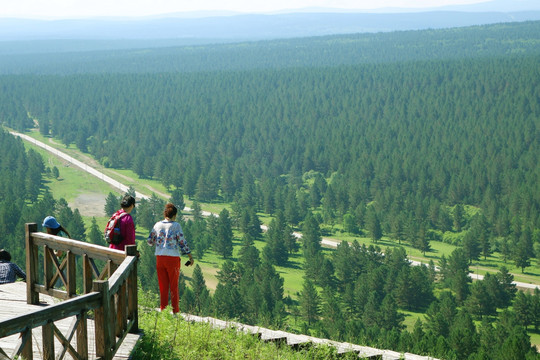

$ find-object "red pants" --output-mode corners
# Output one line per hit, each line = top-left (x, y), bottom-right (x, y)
(156, 256), (181, 313)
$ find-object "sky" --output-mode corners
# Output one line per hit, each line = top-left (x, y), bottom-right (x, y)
(0, 0), (492, 19)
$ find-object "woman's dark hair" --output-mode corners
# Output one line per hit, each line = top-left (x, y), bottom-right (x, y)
(48, 226), (71, 238)
(121, 195), (136, 209)
(0, 249), (11, 262)
(164, 203), (178, 219)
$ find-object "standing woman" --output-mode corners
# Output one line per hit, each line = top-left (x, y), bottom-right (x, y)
(147, 203), (193, 314)
(109, 195), (136, 252)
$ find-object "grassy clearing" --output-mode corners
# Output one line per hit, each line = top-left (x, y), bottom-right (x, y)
(530, 331), (540, 351)
(21, 138), (115, 207)
(401, 310), (425, 331)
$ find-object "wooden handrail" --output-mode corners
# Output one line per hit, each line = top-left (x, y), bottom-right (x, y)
(31, 232), (126, 262)
(0, 223), (140, 360)
(0, 292), (101, 338)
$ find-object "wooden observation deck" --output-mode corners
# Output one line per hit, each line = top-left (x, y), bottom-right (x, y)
(0, 223), (141, 360)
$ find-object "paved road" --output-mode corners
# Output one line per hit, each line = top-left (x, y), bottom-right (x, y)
(12, 131), (539, 291)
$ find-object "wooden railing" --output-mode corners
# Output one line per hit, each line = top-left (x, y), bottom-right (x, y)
(0, 223), (139, 360)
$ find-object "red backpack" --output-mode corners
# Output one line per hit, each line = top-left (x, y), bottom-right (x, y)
(104, 211), (128, 245)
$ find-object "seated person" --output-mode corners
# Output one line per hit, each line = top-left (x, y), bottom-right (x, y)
(0, 249), (26, 284)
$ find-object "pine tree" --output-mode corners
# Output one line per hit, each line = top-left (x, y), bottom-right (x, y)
(254, 262), (284, 324)
(216, 260), (242, 286)
(414, 221), (431, 255)
(169, 188), (185, 211)
(448, 310), (478, 359)
(246, 207), (262, 239)
(69, 209), (86, 242)
(465, 279), (496, 318)
(302, 212), (323, 280)
(299, 279), (320, 326)
(443, 248), (471, 303)
(274, 210), (297, 254)
(452, 204), (465, 232)
(214, 208), (233, 258)
(191, 264), (211, 315)
(513, 227), (534, 273)
(513, 291), (532, 328)
(495, 266), (516, 308)
(320, 287), (345, 340)
(104, 192), (119, 217)
(379, 294), (404, 331)
(191, 201), (203, 221)
(238, 234), (261, 270)
(195, 173), (213, 202)
(263, 218), (288, 266)
(284, 187), (301, 226)
(424, 292), (457, 339)
(366, 206), (383, 243)
(462, 230), (480, 264)
(531, 288), (540, 331)
(87, 217), (102, 245)
(213, 282), (243, 319)
(343, 212), (359, 235)
(332, 241), (353, 289)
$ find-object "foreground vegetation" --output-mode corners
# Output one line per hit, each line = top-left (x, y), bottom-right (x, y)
(134, 293), (359, 360)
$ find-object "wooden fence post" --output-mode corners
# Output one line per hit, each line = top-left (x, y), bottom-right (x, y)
(25, 223), (39, 305)
(67, 250), (76, 297)
(44, 245), (53, 291)
(125, 245), (139, 333)
(76, 310), (89, 360)
(42, 321), (54, 360)
(93, 280), (113, 360)
(20, 328), (33, 360)
(83, 254), (93, 294)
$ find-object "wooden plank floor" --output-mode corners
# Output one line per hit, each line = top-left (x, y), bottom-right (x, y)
(0, 282), (140, 360)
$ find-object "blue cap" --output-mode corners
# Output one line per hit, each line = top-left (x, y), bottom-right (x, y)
(42, 216), (60, 229)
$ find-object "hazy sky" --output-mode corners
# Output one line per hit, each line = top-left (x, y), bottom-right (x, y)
(1, 0), (491, 19)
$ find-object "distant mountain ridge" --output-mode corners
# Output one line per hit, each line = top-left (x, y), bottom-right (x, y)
(1, 7), (540, 41)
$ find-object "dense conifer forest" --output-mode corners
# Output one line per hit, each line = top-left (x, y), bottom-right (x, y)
(1, 20), (539, 359)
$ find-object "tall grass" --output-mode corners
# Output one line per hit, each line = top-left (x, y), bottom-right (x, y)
(134, 292), (360, 360)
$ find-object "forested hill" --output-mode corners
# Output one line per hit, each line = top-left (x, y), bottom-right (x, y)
(0, 21), (539, 74)
(1, 21), (539, 249)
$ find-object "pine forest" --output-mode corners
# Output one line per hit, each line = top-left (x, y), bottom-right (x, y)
(0, 20), (539, 359)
